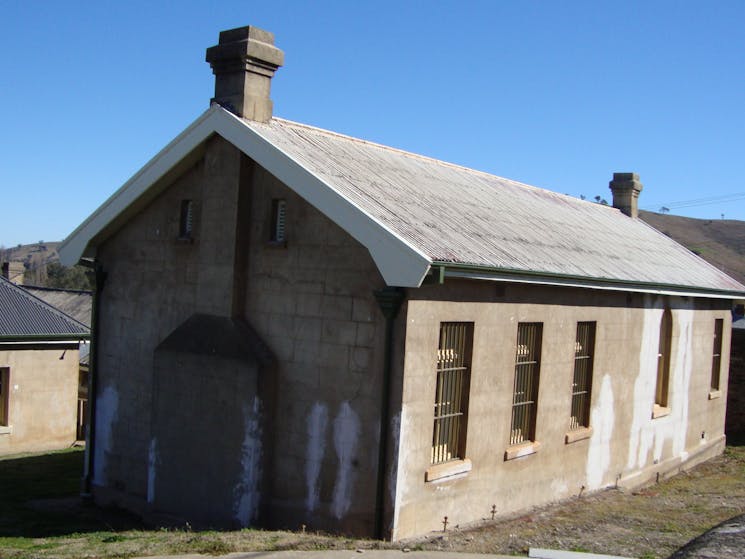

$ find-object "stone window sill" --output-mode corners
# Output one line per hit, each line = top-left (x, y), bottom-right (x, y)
(565, 426), (593, 444)
(0, 425), (12, 435)
(425, 458), (472, 482)
(504, 441), (541, 461)
(652, 405), (671, 419)
(175, 236), (194, 244)
(708, 390), (722, 400)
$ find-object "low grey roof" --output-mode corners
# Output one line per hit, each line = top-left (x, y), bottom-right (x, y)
(0, 277), (89, 340)
(22, 285), (92, 327)
(249, 117), (745, 294)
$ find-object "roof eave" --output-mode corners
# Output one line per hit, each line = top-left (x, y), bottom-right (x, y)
(58, 106), (223, 267)
(58, 106), (431, 288)
(433, 261), (745, 300)
(0, 333), (90, 344)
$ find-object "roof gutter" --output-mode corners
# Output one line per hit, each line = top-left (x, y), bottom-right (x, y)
(431, 262), (745, 300)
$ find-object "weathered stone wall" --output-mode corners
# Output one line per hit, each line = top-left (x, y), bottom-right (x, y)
(92, 136), (387, 535)
(0, 345), (79, 454)
(244, 165), (387, 535)
(725, 328), (745, 443)
(391, 281), (731, 539)
(94, 150), (206, 507)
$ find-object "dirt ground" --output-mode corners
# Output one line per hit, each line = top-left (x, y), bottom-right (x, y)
(405, 446), (745, 558)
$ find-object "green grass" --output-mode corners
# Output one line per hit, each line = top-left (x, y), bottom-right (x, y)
(1, 446), (745, 558)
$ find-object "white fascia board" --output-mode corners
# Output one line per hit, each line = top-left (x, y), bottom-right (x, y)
(59, 105), (431, 287)
(444, 269), (743, 300)
(213, 109), (432, 287)
(58, 107), (222, 266)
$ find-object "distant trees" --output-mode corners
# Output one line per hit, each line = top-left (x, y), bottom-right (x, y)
(44, 262), (93, 290)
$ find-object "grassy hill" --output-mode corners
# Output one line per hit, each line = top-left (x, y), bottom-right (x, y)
(0, 242), (60, 285)
(639, 211), (745, 287)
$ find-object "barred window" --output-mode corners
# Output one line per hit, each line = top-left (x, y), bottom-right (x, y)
(179, 199), (193, 239)
(510, 323), (542, 445)
(570, 322), (596, 431)
(655, 309), (672, 408)
(270, 199), (287, 243)
(431, 322), (473, 465)
(710, 318), (724, 391)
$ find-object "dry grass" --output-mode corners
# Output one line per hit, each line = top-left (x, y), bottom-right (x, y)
(1, 446), (745, 558)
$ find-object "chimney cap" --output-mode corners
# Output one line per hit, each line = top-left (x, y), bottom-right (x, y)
(609, 172), (643, 218)
(205, 25), (284, 122)
(206, 25), (284, 70)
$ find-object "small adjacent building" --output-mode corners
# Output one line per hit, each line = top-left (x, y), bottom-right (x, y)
(0, 276), (89, 454)
(59, 26), (745, 539)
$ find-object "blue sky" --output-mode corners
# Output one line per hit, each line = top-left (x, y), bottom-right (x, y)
(1, 1), (744, 248)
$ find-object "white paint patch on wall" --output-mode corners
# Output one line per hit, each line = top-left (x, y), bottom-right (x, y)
(550, 478), (569, 496)
(390, 406), (411, 538)
(331, 401), (360, 520)
(586, 374), (614, 490)
(305, 401), (328, 512)
(93, 385), (119, 486)
(147, 437), (158, 504)
(233, 397), (262, 526)
(654, 307), (694, 463)
(627, 298), (694, 472)
(627, 299), (663, 470)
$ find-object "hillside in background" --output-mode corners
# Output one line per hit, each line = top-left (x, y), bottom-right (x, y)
(639, 211), (745, 288)
(0, 241), (91, 290)
(0, 241), (60, 284)
(2, 213), (744, 291)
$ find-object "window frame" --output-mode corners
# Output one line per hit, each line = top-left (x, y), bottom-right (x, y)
(178, 199), (194, 240)
(429, 322), (473, 470)
(709, 318), (724, 397)
(653, 308), (673, 417)
(0, 367), (10, 428)
(508, 322), (543, 450)
(270, 198), (287, 245)
(567, 321), (596, 441)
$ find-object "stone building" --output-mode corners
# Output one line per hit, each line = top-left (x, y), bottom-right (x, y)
(0, 276), (89, 454)
(59, 26), (745, 540)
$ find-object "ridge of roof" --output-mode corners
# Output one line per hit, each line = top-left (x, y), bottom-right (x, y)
(22, 284), (92, 296)
(264, 117), (616, 213)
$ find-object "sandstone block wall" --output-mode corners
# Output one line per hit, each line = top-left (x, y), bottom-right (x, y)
(92, 136), (388, 535)
(0, 345), (79, 455)
(392, 281), (730, 539)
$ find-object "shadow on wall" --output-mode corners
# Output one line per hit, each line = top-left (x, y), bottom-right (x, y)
(726, 328), (745, 446)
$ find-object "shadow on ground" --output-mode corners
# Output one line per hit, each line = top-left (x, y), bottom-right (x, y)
(0, 448), (145, 538)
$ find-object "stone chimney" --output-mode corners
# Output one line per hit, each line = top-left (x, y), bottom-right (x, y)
(205, 26), (284, 122)
(609, 172), (643, 218)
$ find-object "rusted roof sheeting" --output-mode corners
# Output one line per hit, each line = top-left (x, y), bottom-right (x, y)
(249, 118), (744, 293)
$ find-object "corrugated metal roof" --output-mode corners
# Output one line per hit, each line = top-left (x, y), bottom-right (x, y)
(0, 277), (89, 339)
(22, 286), (92, 327)
(248, 117), (745, 293)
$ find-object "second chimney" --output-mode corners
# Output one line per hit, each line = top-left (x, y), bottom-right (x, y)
(609, 172), (643, 218)
(205, 26), (284, 122)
